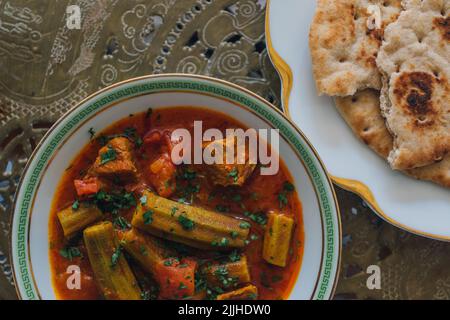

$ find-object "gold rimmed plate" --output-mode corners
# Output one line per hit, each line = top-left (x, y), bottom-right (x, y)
(266, 0), (450, 241)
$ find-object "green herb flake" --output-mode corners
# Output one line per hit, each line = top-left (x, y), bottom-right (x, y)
(59, 247), (82, 261)
(110, 245), (122, 267)
(143, 210), (154, 224)
(245, 211), (267, 226)
(178, 214), (195, 230)
(278, 181), (295, 209)
(179, 282), (187, 290)
(283, 181), (295, 192)
(139, 195), (147, 205)
(71, 200), (80, 211)
(250, 234), (259, 241)
(239, 221), (251, 229)
(100, 145), (117, 165)
(164, 259), (173, 266)
(171, 206), (179, 216)
(88, 127), (96, 139)
(229, 250), (241, 262)
(219, 237), (229, 246)
(92, 190), (137, 215)
(227, 167), (239, 182)
(114, 216), (130, 230)
(278, 193), (289, 209)
(230, 231), (239, 239)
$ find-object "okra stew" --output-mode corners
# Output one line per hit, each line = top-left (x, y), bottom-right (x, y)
(49, 107), (304, 300)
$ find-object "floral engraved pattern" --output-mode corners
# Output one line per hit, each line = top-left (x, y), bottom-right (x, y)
(0, 0), (280, 299)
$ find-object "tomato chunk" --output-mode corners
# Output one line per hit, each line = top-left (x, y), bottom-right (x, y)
(74, 177), (100, 196)
(144, 129), (177, 153)
(154, 257), (196, 299)
(149, 154), (176, 198)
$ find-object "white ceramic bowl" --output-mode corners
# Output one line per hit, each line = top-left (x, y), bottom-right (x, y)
(10, 74), (341, 300)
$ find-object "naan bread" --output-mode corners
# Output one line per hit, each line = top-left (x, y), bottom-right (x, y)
(335, 89), (450, 188)
(309, 0), (402, 96)
(376, 0), (450, 170)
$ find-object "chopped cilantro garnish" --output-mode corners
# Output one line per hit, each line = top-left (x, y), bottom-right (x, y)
(212, 237), (229, 247)
(100, 145), (117, 165)
(114, 216), (130, 230)
(123, 127), (143, 148)
(179, 282), (187, 290)
(143, 210), (154, 224)
(59, 246), (82, 261)
(195, 271), (207, 293)
(283, 181), (295, 192)
(175, 168), (200, 204)
(171, 206), (179, 216)
(140, 195), (147, 205)
(96, 127), (143, 148)
(227, 167), (239, 182)
(244, 211), (267, 226)
(278, 181), (295, 208)
(228, 250), (241, 262)
(90, 190), (136, 214)
(88, 127), (96, 139)
(181, 169), (196, 180)
(230, 231), (239, 239)
(278, 193), (288, 208)
(214, 265), (239, 288)
(164, 259), (173, 266)
(178, 214), (195, 230)
(110, 245), (122, 267)
(71, 200), (79, 210)
(239, 221), (251, 229)
(220, 237), (229, 246)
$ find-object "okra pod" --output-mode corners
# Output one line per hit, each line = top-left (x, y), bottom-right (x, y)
(57, 203), (103, 239)
(216, 284), (258, 300)
(263, 213), (294, 267)
(83, 222), (142, 300)
(204, 255), (251, 288)
(118, 228), (168, 274)
(132, 191), (249, 250)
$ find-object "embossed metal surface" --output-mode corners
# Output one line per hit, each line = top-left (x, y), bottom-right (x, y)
(1, 0), (449, 300)
(0, 0), (279, 300)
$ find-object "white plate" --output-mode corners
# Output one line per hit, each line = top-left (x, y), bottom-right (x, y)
(10, 74), (341, 300)
(267, 0), (450, 240)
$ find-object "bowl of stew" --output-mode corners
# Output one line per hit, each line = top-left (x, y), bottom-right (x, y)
(10, 74), (341, 300)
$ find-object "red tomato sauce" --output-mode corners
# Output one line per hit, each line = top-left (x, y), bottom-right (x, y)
(49, 107), (304, 300)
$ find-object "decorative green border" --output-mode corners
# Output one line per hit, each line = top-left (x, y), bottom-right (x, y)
(12, 76), (339, 300)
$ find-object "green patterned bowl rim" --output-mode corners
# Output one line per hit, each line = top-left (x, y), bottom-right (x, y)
(10, 74), (341, 300)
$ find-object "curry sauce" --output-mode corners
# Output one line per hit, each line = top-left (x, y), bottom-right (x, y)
(49, 107), (304, 300)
